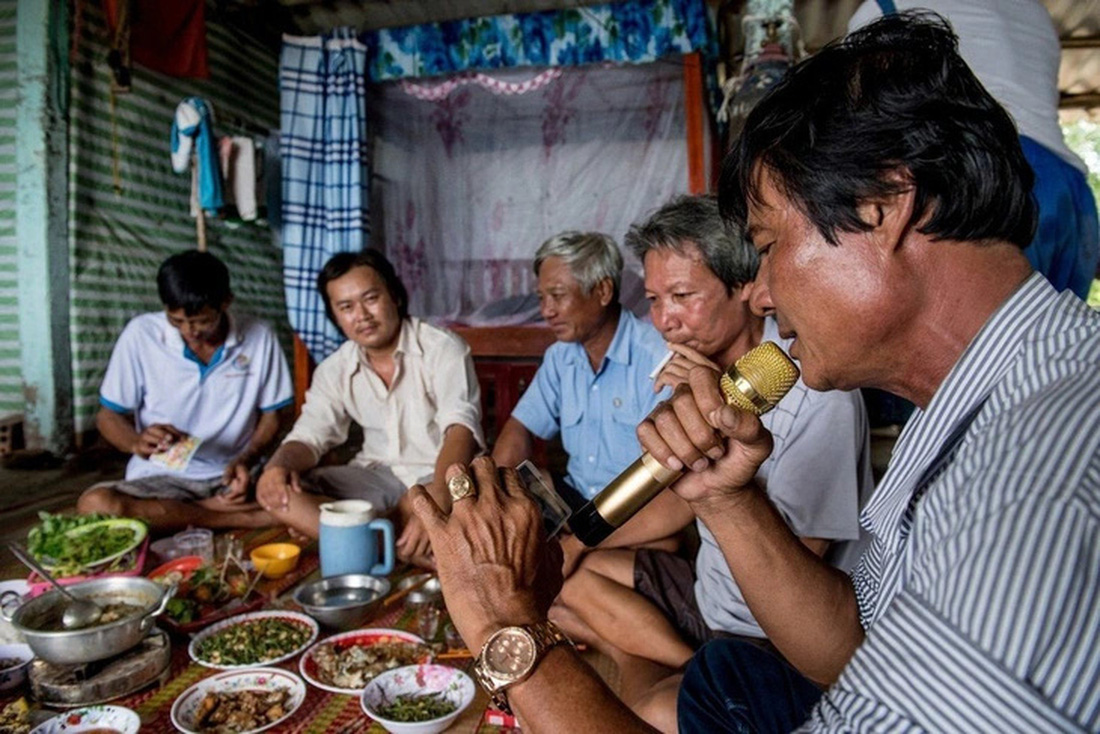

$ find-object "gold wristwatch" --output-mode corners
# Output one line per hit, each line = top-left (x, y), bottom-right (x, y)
(473, 620), (572, 715)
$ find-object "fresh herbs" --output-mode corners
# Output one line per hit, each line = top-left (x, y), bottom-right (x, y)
(26, 513), (145, 577)
(165, 597), (198, 625)
(155, 563), (256, 626)
(27, 512), (109, 560)
(196, 618), (312, 666)
(375, 691), (457, 722)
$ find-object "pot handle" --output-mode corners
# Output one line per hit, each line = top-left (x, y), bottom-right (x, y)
(140, 583), (177, 633)
(0, 589), (21, 622)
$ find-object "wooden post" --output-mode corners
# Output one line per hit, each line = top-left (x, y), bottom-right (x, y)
(193, 154), (207, 251)
(196, 209), (206, 251)
(293, 334), (313, 417)
(683, 52), (707, 194)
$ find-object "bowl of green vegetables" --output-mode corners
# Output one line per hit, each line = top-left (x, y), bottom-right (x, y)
(361, 664), (475, 734)
(27, 513), (147, 577)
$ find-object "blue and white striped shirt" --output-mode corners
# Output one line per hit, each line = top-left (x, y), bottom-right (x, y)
(805, 274), (1100, 732)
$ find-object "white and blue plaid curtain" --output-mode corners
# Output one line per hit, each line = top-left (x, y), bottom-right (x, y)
(279, 29), (369, 362)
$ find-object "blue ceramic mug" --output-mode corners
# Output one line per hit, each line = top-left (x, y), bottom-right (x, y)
(318, 500), (395, 578)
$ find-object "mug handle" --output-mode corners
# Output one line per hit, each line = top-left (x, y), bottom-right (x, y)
(0, 590), (22, 622)
(369, 518), (395, 576)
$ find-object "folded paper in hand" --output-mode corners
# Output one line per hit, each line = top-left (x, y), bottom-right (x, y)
(150, 435), (203, 471)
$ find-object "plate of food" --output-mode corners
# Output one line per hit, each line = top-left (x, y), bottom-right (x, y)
(299, 628), (434, 695)
(361, 664), (476, 734)
(148, 555), (205, 585)
(148, 557), (264, 633)
(28, 514), (147, 578)
(171, 667), (306, 734)
(189, 610), (318, 670)
(29, 704), (141, 734)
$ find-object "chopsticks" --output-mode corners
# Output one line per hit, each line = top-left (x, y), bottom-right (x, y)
(434, 644), (584, 660)
(381, 574), (431, 607)
(240, 565), (265, 601)
(436, 648), (473, 660)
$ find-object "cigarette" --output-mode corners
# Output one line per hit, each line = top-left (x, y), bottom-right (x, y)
(649, 350), (675, 380)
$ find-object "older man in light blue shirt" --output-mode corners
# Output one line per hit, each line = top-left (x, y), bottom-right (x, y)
(492, 231), (668, 505)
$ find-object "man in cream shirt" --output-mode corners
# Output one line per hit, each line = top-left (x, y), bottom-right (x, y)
(257, 250), (483, 566)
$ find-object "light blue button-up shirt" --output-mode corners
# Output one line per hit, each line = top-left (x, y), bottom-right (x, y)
(512, 309), (669, 499)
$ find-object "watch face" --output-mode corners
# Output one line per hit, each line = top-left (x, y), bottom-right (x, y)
(485, 628), (537, 681)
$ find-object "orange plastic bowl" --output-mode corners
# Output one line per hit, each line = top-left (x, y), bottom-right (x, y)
(250, 543), (301, 579)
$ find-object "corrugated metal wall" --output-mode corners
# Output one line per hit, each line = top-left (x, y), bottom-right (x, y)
(68, 6), (291, 435)
(0, 1), (19, 418)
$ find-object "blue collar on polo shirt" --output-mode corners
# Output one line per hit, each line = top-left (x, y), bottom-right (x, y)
(165, 311), (241, 382)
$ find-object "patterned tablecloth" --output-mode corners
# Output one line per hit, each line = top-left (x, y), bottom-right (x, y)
(1, 526), (502, 733)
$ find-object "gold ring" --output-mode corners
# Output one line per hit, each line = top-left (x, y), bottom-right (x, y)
(447, 473), (476, 502)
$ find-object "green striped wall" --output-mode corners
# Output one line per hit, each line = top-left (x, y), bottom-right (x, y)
(69, 6), (291, 434)
(0, 1), (20, 417)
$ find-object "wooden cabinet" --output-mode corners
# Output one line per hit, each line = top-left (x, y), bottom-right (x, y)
(452, 326), (556, 462)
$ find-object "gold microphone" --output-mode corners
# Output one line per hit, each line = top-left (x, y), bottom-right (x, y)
(569, 341), (799, 547)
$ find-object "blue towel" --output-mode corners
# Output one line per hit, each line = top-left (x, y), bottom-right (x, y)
(170, 97), (224, 213)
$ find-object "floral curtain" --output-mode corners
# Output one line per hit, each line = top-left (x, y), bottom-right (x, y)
(364, 0), (714, 321)
(366, 0), (713, 80)
(370, 60), (692, 320)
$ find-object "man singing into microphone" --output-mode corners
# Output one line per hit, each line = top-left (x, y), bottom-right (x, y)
(404, 12), (1100, 733)
(552, 194), (873, 731)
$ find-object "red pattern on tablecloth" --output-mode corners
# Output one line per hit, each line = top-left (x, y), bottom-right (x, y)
(2, 528), (487, 732)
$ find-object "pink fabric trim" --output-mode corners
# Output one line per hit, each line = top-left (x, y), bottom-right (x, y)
(399, 68), (564, 101)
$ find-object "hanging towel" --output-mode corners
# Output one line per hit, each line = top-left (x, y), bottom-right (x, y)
(171, 97), (223, 213)
(218, 136), (259, 221)
(218, 135), (235, 211)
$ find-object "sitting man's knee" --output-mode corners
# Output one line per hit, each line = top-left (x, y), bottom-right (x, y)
(577, 547), (620, 578)
(632, 680), (680, 734)
(558, 565), (596, 608)
(77, 486), (126, 516)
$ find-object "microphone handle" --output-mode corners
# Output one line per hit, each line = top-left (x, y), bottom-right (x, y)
(570, 452), (683, 547)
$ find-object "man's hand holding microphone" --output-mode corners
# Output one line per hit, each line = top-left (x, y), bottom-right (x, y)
(417, 342), (795, 653)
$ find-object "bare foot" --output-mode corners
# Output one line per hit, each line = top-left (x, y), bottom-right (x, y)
(198, 496), (265, 513)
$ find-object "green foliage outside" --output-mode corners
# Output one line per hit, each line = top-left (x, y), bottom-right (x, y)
(1062, 119), (1100, 308)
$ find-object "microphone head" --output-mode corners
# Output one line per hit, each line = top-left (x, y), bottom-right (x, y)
(719, 341), (800, 415)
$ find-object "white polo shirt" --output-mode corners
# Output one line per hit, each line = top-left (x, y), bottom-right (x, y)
(100, 311), (293, 482)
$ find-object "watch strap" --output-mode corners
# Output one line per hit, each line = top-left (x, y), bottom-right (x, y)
(476, 620), (572, 715)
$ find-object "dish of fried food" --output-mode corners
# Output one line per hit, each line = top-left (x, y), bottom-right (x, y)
(299, 628), (433, 695)
(170, 668), (306, 734)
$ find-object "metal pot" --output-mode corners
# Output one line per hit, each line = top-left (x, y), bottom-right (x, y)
(2, 576), (173, 665)
(293, 574), (390, 630)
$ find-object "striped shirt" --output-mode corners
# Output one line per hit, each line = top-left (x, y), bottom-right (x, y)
(804, 274), (1100, 732)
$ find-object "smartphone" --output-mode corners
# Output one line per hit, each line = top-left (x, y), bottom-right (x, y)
(515, 460), (572, 538)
